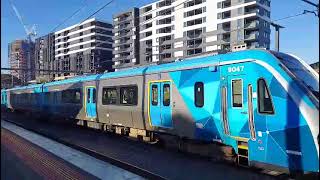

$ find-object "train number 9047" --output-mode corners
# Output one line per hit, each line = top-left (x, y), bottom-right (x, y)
(228, 66), (244, 73)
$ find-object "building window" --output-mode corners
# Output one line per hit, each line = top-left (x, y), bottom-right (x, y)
(157, 26), (172, 34)
(185, 0), (205, 8)
(187, 48), (202, 55)
(157, 8), (172, 16)
(258, 78), (274, 114)
(185, 18), (203, 27)
(163, 84), (170, 106)
(145, 14), (152, 21)
(157, 0), (172, 8)
(120, 86), (137, 105)
(186, 28), (202, 38)
(146, 31), (152, 37)
(102, 88), (117, 105)
(187, 39), (202, 48)
(157, 17), (172, 25)
(152, 85), (158, 105)
(232, 79), (243, 108)
(144, 5), (152, 12)
(145, 23), (152, 29)
(194, 82), (204, 107)
(184, 8), (203, 17)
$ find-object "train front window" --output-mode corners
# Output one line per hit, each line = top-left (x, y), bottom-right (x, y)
(272, 51), (319, 99)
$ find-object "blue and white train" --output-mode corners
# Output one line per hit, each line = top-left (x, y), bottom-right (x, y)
(1, 49), (319, 173)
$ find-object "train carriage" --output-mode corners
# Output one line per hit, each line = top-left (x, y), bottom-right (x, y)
(2, 49), (319, 173)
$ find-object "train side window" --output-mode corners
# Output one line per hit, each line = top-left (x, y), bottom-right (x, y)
(62, 89), (81, 104)
(194, 82), (204, 107)
(163, 84), (170, 106)
(102, 88), (117, 105)
(152, 85), (158, 106)
(75, 90), (81, 103)
(120, 86), (137, 105)
(232, 79), (243, 108)
(258, 79), (275, 114)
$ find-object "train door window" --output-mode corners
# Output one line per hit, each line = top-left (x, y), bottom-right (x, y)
(92, 89), (96, 103)
(102, 88), (117, 105)
(152, 85), (158, 106)
(194, 82), (204, 107)
(120, 86), (137, 105)
(163, 84), (170, 106)
(232, 79), (243, 108)
(248, 84), (256, 140)
(222, 86), (230, 135)
(258, 78), (274, 114)
(87, 89), (91, 103)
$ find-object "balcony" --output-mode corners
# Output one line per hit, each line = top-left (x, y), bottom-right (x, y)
(244, 0), (256, 3)
(244, 20), (259, 29)
(187, 33), (202, 39)
(115, 31), (133, 39)
(218, 23), (231, 32)
(114, 16), (133, 25)
(245, 5), (258, 15)
(113, 54), (134, 61)
(244, 32), (259, 40)
(115, 46), (132, 54)
(218, 0), (231, 8)
(221, 37), (230, 43)
(118, 23), (132, 30)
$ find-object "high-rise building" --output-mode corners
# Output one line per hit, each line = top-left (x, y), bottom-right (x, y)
(8, 39), (35, 83)
(53, 18), (113, 79)
(34, 33), (55, 82)
(112, 8), (140, 70)
(113, 0), (271, 70)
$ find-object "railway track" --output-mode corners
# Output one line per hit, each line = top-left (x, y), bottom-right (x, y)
(2, 111), (318, 180)
(2, 118), (166, 180)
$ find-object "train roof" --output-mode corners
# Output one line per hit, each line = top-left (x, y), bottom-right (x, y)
(7, 83), (44, 91)
(9, 49), (277, 89)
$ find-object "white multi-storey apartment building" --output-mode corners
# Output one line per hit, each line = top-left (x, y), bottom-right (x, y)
(54, 18), (113, 78)
(113, 0), (271, 70)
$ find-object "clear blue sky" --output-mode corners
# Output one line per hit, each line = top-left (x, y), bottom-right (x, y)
(1, 0), (319, 70)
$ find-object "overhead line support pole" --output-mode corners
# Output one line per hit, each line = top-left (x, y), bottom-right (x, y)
(271, 23), (285, 52)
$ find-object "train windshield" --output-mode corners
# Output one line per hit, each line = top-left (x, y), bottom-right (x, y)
(271, 51), (319, 100)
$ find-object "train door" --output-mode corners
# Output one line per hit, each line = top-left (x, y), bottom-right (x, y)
(149, 81), (173, 128)
(220, 65), (256, 140)
(85, 86), (97, 119)
(226, 75), (251, 138)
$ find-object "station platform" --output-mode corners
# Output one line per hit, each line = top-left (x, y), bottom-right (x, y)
(1, 120), (143, 180)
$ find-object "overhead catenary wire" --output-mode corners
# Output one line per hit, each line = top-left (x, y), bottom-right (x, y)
(273, 9), (317, 22)
(50, 0), (89, 33)
(79, 0), (115, 24)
